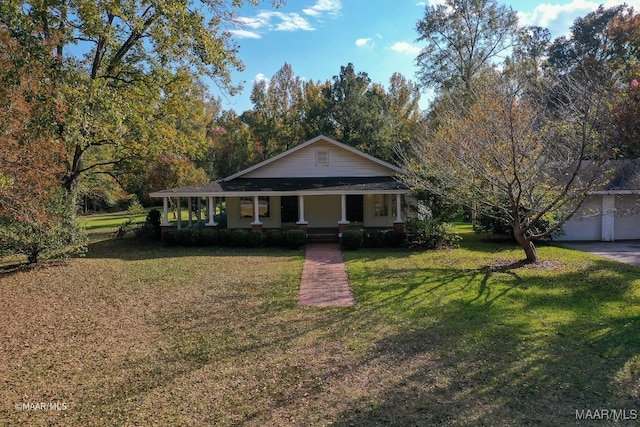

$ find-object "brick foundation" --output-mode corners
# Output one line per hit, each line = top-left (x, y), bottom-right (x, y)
(251, 223), (263, 232)
(393, 222), (404, 233)
(338, 222), (350, 234)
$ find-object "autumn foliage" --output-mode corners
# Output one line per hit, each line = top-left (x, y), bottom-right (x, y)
(0, 28), (66, 223)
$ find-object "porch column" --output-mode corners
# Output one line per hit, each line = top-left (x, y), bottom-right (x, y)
(393, 194), (404, 234)
(162, 197), (170, 226)
(602, 194), (615, 241)
(206, 196), (218, 227)
(338, 194), (349, 234)
(296, 195), (308, 232)
(187, 197), (193, 228)
(177, 197), (182, 230)
(395, 194), (403, 223)
(196, 197), (202, 223)
(251, 195), (262, 231)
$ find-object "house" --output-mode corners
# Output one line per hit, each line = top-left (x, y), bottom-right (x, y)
(556, 160), (640, 241)
(149, 135), (410, 237)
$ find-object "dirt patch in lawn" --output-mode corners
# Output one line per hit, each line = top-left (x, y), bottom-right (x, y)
(482, 258), (563, 272)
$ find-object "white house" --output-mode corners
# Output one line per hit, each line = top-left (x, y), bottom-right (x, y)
(150, 135), (410, 237)
(556, 160), (640, 241)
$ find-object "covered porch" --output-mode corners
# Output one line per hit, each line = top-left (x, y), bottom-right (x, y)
(149, 177), (409, 236)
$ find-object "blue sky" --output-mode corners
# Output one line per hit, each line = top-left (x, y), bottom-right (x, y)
(212, 0), (639, 112)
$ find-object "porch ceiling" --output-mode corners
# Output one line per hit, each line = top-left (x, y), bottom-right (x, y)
(150, 176), (409, 197)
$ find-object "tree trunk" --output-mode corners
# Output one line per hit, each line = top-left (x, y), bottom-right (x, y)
(514, 231), (539, 263)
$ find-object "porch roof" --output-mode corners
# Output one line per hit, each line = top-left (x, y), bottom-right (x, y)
(150, 176), (409, 198)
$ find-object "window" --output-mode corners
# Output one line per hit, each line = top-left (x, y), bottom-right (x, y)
(239, 196), (270, 218)
(374, 194), (389, 217)
(315, 150), (329, 166)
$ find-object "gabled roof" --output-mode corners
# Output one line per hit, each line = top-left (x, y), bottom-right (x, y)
(223, 134), (406, 181)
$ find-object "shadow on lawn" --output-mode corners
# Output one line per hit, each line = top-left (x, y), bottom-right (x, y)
(330, 258), (640, 426)
(84, 237), (303, 261)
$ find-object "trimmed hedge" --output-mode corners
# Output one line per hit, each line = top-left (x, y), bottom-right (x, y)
(404, 218), (461, 249)
(162, 228), (306, 249)
(341, 228), (406, 250)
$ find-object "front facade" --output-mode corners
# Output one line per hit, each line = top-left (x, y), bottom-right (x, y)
(150, 135), (410, 235)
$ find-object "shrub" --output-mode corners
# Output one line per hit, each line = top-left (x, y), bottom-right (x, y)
(216, 229), (233, 246)
(198, 229), (219, 246)
(163, 229), (180, 246)
(146, 209), (161, 234)
(385, 229), (406, 247)
(282, 229), (307, 249)
(127, 194), (144, 214)
(341, 228), (365, 250)
(246, 230), (267, 247)
(0, 191), (86, 263)
(265, 229), (283, 246)
(364, 230), (387, 248)
(230, 229), (250, 247)
(404, 218), (461, 249)
(115, 217), (135, 239)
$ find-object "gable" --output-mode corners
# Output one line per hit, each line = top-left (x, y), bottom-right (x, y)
(227, 136), (402, 180)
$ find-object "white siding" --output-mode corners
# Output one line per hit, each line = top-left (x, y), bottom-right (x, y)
(556, 196), (602, 241)
(614, 195), (640, 240)
(242, 141), (394, 178)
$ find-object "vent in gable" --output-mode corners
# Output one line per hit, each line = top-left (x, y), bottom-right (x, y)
(315, 150), (329, 167)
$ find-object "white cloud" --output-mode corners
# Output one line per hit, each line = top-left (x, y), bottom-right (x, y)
(233, 10), (314, 35)
(303, 0), (342, 17)
(355, 37), (374, 47)
(229, 29), (262, 39)
(518, 0), (640, 37)
(273, 12), (314, 31)
(254, 73), (269, 84)
(390, 41), (421, 55)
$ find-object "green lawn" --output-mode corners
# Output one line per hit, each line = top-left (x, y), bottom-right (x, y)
(79, 210), (152, 230)
(1, 225), (638, 426)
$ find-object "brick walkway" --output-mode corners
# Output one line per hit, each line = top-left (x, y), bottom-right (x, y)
(298, 244), (354, 307)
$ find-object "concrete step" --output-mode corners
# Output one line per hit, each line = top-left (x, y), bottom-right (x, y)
(307, 233), (339, 244)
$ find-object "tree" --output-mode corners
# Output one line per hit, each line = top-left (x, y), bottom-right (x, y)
(206, 110), (262, 178)
(415, 0), (520, 92)
(545, 5), (640, 158)
(246, 63), (306, 157)
(0, 27), (86, 263)
(0, 0), (283, 203)
(403, 69), (616, 262)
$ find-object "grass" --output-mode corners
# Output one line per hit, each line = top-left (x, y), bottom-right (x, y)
(1, 223), (639, 426)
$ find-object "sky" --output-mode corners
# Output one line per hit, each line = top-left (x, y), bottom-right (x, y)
(211, 0), (640, 113)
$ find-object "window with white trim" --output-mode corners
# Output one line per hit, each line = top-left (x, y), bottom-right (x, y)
(374, 194), (389, 217)
(240, 196), (270, 218)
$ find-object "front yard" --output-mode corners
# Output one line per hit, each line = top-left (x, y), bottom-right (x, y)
(1, 226), (639, 426)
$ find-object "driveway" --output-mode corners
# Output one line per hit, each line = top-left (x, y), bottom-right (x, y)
(555, 241), (640, 267)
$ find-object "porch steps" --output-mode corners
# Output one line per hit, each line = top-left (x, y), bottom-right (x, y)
(307, 233), (339, 244)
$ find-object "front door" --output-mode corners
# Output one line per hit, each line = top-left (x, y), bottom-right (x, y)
(281, 196), (298, 223)
(346, 195), (364, 222)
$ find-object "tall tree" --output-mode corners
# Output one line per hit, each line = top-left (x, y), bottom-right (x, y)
(0, 26), (85, 263)
(403, 69), (616, 263)
(247, 63), (305, 157)
(546, 5), (640, 158)
(415, 0), (520, 92)
(0, 0), (283, 202)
